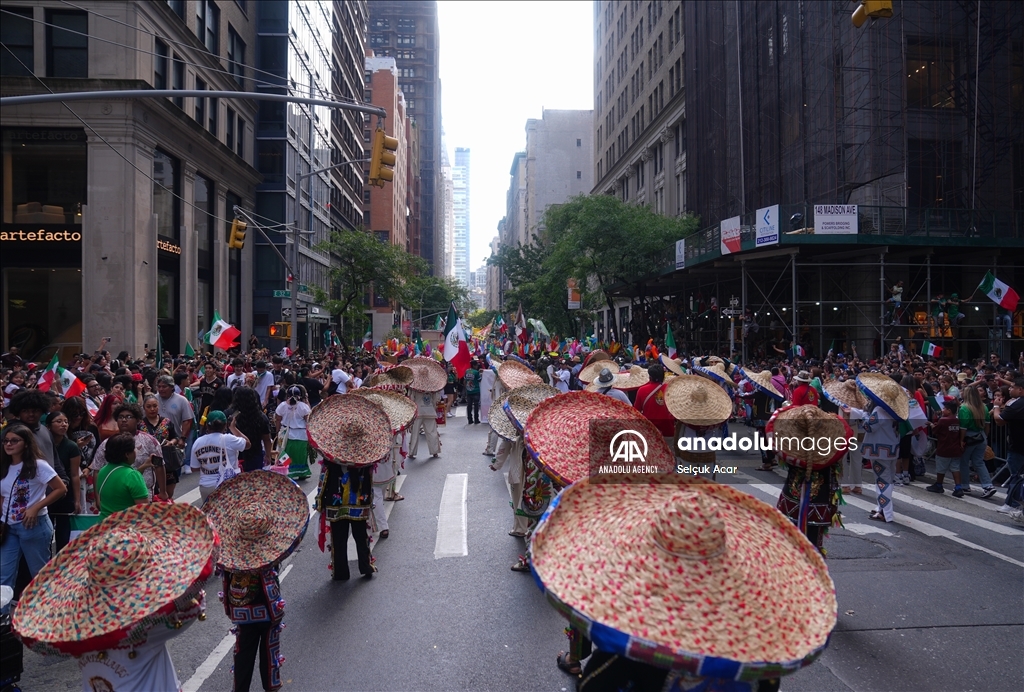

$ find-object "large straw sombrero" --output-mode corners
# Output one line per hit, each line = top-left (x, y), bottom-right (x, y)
(365, 365), (413, 389)
(663, 374), (734, 426)
(737, 367), (785, 401)
(497, 359), (543, 390)
(522, 391), (676, 487)
(583, 349), (611, 367)
(13, 503), (218, 656)
(502, 383), (560, 432)
(529, 475), (837, 678)
(693, 361), (737, 389)
(660, 354), (687, 377)
(583, 364), (649, 391)
(351, 388), (417, 433)
(488, 390), (519, 441)
(765, 405), (854, 469)
(307, 394), (392, 466)
(822, 379), (868, 410)
(577, 360), (610, 385)
(856, 372), (909, 421)
(204, 471), (309, 572)
(505, 354), (531, 366)
(404, 357), (447, 392)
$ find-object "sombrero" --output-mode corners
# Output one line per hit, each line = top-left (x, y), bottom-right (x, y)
(488, 390), (519, 441)
(660, 354), (687, 377)
(506, 354), (531, 366)
(404, 357), (447, 392)
(522, 391), (675, 488)
(583, 349), (611, 367)
(529, 475), (837, 679)
(577, 360), (612, 384)
(822, 379), (868, 410)
(204, 470), (310, 572)
(13, 503), (218, 657)
(502, 383), (560, 432)
(765, 405), (854, 469)
(365, 365), (413, 389)
(307, 394), (392, 466)
(856, 372), (909, 421)
(693, 361), (737, 389)
(498, 359), (543, 390)
(737, 367), (785, 401)
(584, 365), (650, 391)
(351, 388), (417, 434)
(663, 375), (734, 426)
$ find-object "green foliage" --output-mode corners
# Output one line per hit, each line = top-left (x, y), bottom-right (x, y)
(466, 309), (500, 329)
(401, 274), (473, 327)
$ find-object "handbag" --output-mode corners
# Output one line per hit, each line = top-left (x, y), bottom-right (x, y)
(219, 442), (239, 484)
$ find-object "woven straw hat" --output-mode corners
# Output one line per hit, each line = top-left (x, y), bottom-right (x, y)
(503, 383), (560, 432)
(822, 379), (867, 410)
(856, 372), (909, 421)
(737, 367), (785, 401)
(529, 475), (837, 677)
(307, 394), (392, 466)
(765, 405), (854, 469)
(404, 357), (447, 392)
(506, 354), (531, 366)
(793, 370), (812, 383)
(663, 374), (734, 426)
(351, 388), (417, 433)
(366, 365), (413, 389)
(693, 361), (737, 389)
(583, 349), (611, 367)
(660, 355), (687, 377)
(488, 390), (519, 441)
(577, 360), (610, 385)
(204, 470), (310, 572)
(498, 359), (543, 390)
(13, 503), (218, 656)
(522, 391), (676, 488)
(585, 364), (650, 391)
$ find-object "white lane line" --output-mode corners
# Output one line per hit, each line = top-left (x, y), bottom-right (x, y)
(434, 473), (469, 559)
(863, 486), (1019, 536)
(177, 487), (201, 505)
(843, 522), (895, 537)
(906, 480), (1006, 510)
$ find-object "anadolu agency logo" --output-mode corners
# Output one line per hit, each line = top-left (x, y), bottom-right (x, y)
(589, 420), (674, 477)
(609, 429), (648, 464)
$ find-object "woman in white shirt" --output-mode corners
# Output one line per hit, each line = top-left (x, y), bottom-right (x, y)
(1, 423), (67, 606)
(190, 410), (250, 502)
(275, 386), (313, 480)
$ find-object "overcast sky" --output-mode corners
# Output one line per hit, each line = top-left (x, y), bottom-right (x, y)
(437, 1), (594, 271)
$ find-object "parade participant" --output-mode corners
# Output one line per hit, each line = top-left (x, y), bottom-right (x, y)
(230, 387), (275, 473)
(443, 363), (458, 418)
(766, 405), (852, 553)
(790, 370), (820, 406)
(464, 360), (483, 424)
(659, 354), (687, 378)
(481, 358), (503, 457)
(364, 365), (414, 392)
(958, 385), (997, 498)
(13, 503), (217, 692)
(308, 395), (392, 580)
(738, 367), (786, 471)
(351, 389), (417, 539)
(190, 410), (250, 503)
(841, 373), (910, 523)
(275, 386), (312, 481)
(586, 368), (632, 404)
(824, 379), (869, 495)
(663, 375), (734, 469)
(633, 364), (675, 447)
(204, 471), (309, 692)
(927, 398), (966, 496)
(404, 358), (447, 459)
(529, 474), (837, 691)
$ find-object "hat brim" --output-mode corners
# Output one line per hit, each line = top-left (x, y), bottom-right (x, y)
(736, 367), (785, 401)
(366, 365), (414, 389)
(307, 394), (393, 466)
(660, 355), (687, 377)
(503, 383), (560, 432)
(498, 360), (543, 390)
(488, 391), (519, 441)
(663, 375), (734, 426)
(351, 389), (417, 434)
(405, 357), (447, 392)
(822, 381), (867, 410)
(856, 373), (909, 421)
(693, 363), (737, 389)
(765, 405), (854, 468)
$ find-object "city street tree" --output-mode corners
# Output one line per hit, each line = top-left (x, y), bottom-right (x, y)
(401, 274), (473, 329)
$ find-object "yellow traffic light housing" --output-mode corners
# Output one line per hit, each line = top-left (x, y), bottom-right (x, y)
(368, 127), (399, 187)
(227, 218), (247, 249)
(852, 1), (893, 28)
(269, 322), (291, 339)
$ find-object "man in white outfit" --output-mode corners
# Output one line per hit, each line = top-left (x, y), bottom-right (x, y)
(408, 388), (441, 458)
(481, 365), (504, 457)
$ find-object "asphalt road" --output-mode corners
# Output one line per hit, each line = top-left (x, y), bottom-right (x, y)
(15, 408), (1024, 692)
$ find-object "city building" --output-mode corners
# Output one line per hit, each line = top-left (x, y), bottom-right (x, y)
(367, 0), (443, 273)
(1, 0), (260, 358)
(439, 141), (454, 277)
(452, 147), (470, 287)
(485, 236), (501, 311)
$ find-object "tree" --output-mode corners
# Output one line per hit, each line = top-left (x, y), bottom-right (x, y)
(465, 309), (500, 329)
(401, 274), (472, 329)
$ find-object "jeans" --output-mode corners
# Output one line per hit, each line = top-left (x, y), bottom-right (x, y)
(466, 393), (480, 423)
(0, 514), (54, 611)
(960, 439), (992, 489)
(1004, 451), (1024, 508)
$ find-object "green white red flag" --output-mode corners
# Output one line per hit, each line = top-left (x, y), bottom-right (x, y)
(922, 341), (942, 358)
(206, 311), (241, 350)
(665, 324), (677, 358)
(36, 354), (60, 391)
(977, 271), (1018, 311)
(441, 301), (471, 377)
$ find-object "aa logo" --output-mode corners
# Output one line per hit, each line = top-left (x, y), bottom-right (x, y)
(609, 429), (648, 463)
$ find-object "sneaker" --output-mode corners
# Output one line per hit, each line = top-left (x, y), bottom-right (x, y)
(952, 487), (965, 498)
(961, 486), (972, 494)
(980, 486), (998, 499)
(893, 476), (905, 486)
(1011, 509), (1024, 524)
(995, 504), (1019, 515)
(925, 483), (944, 494)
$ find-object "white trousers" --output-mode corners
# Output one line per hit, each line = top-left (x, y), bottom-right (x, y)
(372, 485), (388, 532)
(408, 415), (440, 457)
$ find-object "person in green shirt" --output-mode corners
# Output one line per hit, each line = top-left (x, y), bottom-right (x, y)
(464, 361), (482, 425)
(95, 433), (150, 518)
(957, 385), (996, 498)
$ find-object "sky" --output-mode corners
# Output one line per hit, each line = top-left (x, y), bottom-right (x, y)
(437, 1), (594, 271)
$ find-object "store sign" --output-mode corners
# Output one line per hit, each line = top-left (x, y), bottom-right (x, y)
(0, 228), (81, 242)
(814, 205), (858, 234)
(675, 239), (686, 269)
(567, 278), (581, 310)
(720, 216), (741, 255)
(755, 204), (779, 247)
(157, 239), (182, 255)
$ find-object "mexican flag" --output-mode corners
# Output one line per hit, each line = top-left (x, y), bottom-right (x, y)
(58, 367), (86, 398)
(441, 301), (471, 377)
(495, 314), (507, 334)
(977, 271), (1019, 311)
(69, 514), (102, 542)
(922, 341), (942, 358)
(793, 344), (806, 358)
(206, 311), (241, 350)
(362, 329), (373, 351)
(665, 324), (678, 358)
(36, 353), (60, 391)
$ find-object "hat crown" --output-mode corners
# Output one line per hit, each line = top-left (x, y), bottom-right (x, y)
(691, 385), (708, 404)
(89, 528), (149, 585)
(651, 493), (727, 560)
(240, 508), (273, 541)
(341, 421), (365, 437)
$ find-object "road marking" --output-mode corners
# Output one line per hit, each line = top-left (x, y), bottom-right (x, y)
(177, 487), (201, 506)
(434, 473), (468, 558)
(860, 486), (1019, 536)
(906, 481), (1006, 510)
(843, 522), (894, 537)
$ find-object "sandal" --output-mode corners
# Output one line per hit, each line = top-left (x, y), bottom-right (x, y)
(378, 530), (389, 539)
(386, 494), (404, 502)
(556, 651), (582, 676)
(868, 512), (889, 523)
(852, 486), (863, 495)
(510, 558), (530, 572)
(508, 531), (527, 537)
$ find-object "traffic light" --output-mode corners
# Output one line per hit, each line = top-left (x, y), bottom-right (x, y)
(852, 1), (893, 28)
(269, 322), (291, 339)
(227, 218), (246, 249)
(368, 127), (399, 187)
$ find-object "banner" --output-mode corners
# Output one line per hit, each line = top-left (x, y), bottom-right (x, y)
(756, 205), (779, 247)
(814, 205), (858, 234)
(567, 278), (581, 310)
(720, 215), (741, 255)
(675, 239), (686, 269)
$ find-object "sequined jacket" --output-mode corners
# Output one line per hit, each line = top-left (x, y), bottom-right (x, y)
(220, 568), (283, 625)
(316, 463), (373, 521)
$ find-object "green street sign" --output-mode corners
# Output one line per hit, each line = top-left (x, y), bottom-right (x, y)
(272, 290), (290, 298)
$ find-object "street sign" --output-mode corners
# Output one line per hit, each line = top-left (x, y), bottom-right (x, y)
(272, 289), (290, 298)
(281, 307), (308, 318)
(721, 309), (743, 316)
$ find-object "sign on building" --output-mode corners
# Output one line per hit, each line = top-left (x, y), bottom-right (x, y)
(720, 215), (741, 255)
(814, 205), (858, 234)
(675, 239), (686, 269)
(755, 204), (779, 247)
(567, 278), (581, 310)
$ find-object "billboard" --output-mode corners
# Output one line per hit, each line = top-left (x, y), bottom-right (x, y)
(756, 204), (779, 247)
(567, 278), (581, 310)
(814, 205), (858, 234)
(675, 239), (686, 269)
(720, 215), (741, 255)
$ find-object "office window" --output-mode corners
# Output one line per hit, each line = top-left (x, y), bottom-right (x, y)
(0, 8), (33, 76)
(907, 40), (957, 109)
(577, 138), (582, 147)
(46, 10), (88, 78)
(172, 56), (184, 108)
(577, 171), (582, 179)
(400, 68), (416, 77)
(370, 34), (386, 47)
(397, 18), (415, 31)
(372, 18), (389, 30)
(397, 34), (415, 46)
(194, 78), (206, 126)
(153, 39), (168, 88)
(226, 107), (235, 149)
(196, 0), (219, 54)
(227, 26), (245, 86)
(166, 0), (184, 19)
(235, 116), (244, 157)
(153, 149), (180, 240)
(195, 174), (213, 257)
(208, 97), (218, 136)
(397, 50), (415, 60)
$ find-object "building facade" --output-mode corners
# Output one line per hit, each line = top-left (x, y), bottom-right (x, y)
(452, 147), (470, 287)
(439, 141), (454, 277)
(1, 0), (260, 359)
(524, 110), (595, 237)
(485, 235), (501, 310)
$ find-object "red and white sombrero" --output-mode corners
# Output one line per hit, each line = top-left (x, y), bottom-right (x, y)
(404, 357), (447, 392)
(497, 359), (543, 390)
(307, 394), (392, 466)
(351, 388), (417, 434)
